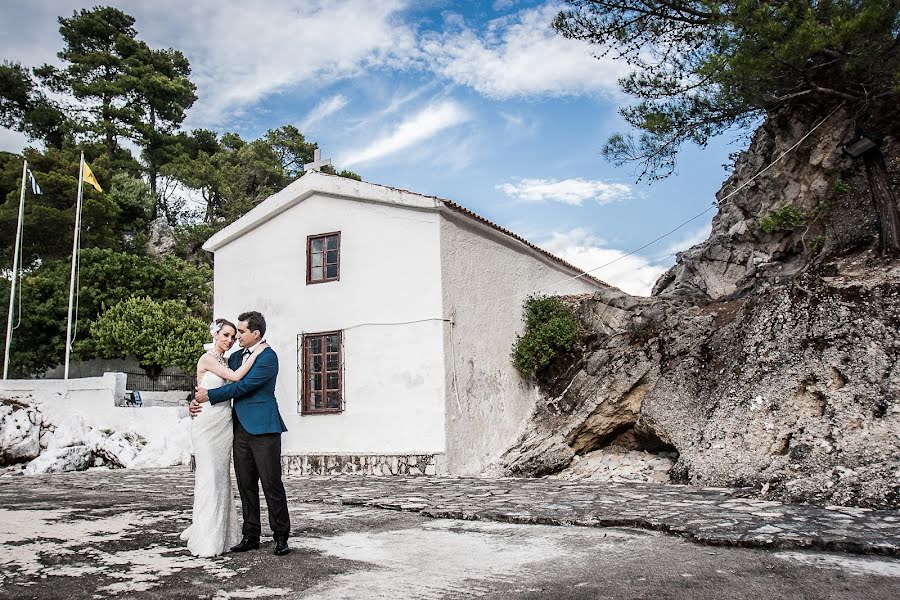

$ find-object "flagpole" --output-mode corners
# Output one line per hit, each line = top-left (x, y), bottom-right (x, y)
(64, 152), (85, 380)
(2, 160), (28, 380)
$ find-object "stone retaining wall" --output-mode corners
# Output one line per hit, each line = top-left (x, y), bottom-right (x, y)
(281, 453), (443, 476)
(0, 373), (126, 407)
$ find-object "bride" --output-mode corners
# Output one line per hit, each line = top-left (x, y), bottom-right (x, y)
(181, 318), (267, 557)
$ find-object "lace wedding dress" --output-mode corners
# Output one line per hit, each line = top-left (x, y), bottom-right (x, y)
(180, 371), (241, 557)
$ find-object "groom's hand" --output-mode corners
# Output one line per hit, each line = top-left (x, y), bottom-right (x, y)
(195, 386), (209, 403)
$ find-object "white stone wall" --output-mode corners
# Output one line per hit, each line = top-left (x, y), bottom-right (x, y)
(0, 373), (184, 442)
(439, 212), (603, 475)
(211, 191), (447, 456)
(282, 453), (439, 476)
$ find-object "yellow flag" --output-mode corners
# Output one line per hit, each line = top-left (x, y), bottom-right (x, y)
(83, 162), (103, 192)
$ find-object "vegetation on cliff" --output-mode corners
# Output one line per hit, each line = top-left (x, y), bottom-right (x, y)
(512, 296), (581, 379)
(556, 0), (900, 253)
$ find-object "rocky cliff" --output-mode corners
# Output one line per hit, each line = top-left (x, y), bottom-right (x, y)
(496, 110), (900, 509)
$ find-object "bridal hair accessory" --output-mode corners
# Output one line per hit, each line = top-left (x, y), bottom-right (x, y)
(210, 321), (223, 337)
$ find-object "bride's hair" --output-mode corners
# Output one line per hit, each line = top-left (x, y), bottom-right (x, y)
(211, 318), (236, 337)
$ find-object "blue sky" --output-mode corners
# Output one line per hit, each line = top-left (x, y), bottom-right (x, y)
(0, 0), (742, 295)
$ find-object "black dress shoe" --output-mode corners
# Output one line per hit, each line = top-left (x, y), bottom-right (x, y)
(230, 538), (260, 552)
(274, 539), (290, 556)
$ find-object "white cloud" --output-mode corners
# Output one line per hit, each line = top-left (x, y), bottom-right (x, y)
(497, 177), (632, 206)
(498, 112), (538, 138)
(0, 1), (419, 129)
(540, 228), (668, 296)
(422, 3), (629, 99)
(130, 0), (418, 127)
(339, 100), (470, 167)
(0, 0), (623, 135)
(298, 94), (349, 132)
(660, 224), (711, 258)
(345, 85), (433, 133)
(0, 127), (31, 154)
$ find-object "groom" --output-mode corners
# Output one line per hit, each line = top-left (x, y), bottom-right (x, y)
(191, 310), (291, 556)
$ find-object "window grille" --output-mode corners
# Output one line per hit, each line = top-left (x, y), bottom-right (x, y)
(298, 330), (343, 414)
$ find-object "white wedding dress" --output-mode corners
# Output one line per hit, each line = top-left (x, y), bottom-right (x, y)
(180, 371), (241, 557)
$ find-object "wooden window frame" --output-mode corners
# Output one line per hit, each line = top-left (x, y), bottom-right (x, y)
(300, 330), (343, 414)
(306, 231), (341, 285)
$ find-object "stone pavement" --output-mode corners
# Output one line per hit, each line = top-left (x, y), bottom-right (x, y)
(2, 468), (900, 599)
(8, 467), (900, 555)
(288, 475), (900, 555)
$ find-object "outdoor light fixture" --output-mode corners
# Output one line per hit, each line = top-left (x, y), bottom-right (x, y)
(842, 135), (878, 158)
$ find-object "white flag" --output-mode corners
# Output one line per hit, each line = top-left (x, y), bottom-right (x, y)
(27, 168), (42, 195)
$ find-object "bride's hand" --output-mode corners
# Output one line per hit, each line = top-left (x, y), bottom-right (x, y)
(258, 341), (269, 351)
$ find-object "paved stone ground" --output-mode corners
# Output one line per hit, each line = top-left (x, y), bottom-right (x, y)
(1, 468), (899, 599)
(288, 475), (900, 555)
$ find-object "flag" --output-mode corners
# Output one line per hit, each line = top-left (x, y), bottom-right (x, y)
(26, 168), (42, 195)
(82, 161), (103, 192)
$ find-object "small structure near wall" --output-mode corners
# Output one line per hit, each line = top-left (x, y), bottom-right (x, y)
(202, 172), (607, 475)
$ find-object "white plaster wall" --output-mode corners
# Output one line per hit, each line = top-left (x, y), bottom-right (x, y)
(440, 213), (603, 474)
(0, 373), (184, 441)
(138, 391), (192, 407)
(211, 192), (446, 455)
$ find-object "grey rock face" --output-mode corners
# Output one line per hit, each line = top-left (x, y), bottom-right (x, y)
(92, 431), (146, 468)
(24, 445), (94, 474)
(551, 448), (676, 483)
(496, 112), (900, 508)
(654, 109), (881, 301)
(147, 216), (176, 257)
(498, 260), (900, 507)
(0, 402), (41, 464)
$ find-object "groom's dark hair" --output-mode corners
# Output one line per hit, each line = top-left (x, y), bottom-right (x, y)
(239, 311), (266, 338)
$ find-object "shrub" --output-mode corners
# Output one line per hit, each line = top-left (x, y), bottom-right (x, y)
(512, 295), (580, 378)
(832, 178), (850, 195)
(89, 296), (209, 376)
(760, 206), (806, 234)
(809, 235), (826, 255)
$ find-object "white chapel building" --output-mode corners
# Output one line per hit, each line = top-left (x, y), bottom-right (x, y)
(203, 171), (606, 475)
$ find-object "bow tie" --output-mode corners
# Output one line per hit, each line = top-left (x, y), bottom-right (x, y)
(241, 349), (252, 358)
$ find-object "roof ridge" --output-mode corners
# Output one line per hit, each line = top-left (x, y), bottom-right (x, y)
(311, 173), (607, 288)
(223, 171), (610, 288)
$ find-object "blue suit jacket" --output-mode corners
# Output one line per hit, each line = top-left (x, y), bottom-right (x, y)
(208, 347), (288, 435)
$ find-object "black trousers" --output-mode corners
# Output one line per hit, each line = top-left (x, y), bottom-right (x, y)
(233, 417), (290, 541)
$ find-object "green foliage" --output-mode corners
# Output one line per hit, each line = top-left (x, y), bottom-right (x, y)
(320, 164), (362, 181)
(0, 61), (68, 148)
(0, 146), (131, 269)
(172, 222), (221, 266)
(833, 178), (850, 195)
(47, 7), (141, 158)
(107, 173), (154, 253)
(512, 296), (580, 378)
(162, 126), (361, 229)
(90, 296), (208, 375)
(0, 249), (211, 376)
(555, 1), (900, 180)
(809, 235), (826, 254)
(811, 198), (832, 218)
(760, 206), (807, 233)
